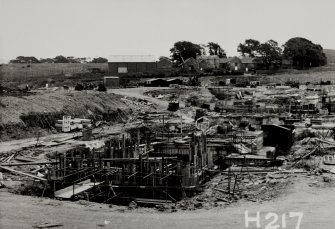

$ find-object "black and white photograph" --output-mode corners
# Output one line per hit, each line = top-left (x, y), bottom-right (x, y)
(1, 0), (335, 228)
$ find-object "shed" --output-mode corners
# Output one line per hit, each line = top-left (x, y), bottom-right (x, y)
(104, 76), (120, 89)
(261, 124), (294, 150)
(145, 78), (168, 87)
(108, 55), (158, 75)
(166, 78), (184, 86)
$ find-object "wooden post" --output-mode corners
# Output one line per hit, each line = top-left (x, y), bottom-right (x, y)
(139, 154), (143, 185)
(122, 135), (126, 158)
(63, 152), (66, 178)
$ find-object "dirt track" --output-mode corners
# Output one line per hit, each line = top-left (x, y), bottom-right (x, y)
(110, 87), (170, 110)
(1, 176), (335, 229)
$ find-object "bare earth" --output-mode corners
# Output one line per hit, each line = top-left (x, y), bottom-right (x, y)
(1, 176), (335, 229)
(1, 87), (335, 228)
(110, 87), (170, 110)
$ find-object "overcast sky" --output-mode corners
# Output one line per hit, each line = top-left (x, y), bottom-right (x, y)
(1, 0), (335, 61)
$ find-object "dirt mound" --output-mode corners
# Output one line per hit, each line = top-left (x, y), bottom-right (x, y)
(1, 91), (129, 124)
(7, 181), (52, 197)
(0, 84), (36, 97)
(0, 90), (137, 141)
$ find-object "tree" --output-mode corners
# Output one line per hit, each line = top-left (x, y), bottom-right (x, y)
(170, 41), (203, 65)
(207, 42), (227, 58)
(66, 56), (81, 63)
(255, 40), (283, 69)
(54, 55), (69, 63)
(283, 37), (327, 68)
(91, 57), (108, 63)
(237, 39), (282, 69)
(9, 56), (39, 64)
(199, 44), (207, 55)
(237, 39), (261, 57)
(39, 58), (54, 63)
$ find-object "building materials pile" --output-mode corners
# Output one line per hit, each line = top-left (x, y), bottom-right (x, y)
(55, 116), (92, 132)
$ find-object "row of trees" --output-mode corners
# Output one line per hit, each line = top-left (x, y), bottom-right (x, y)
(9, 37), (327, 69)
(9, 56), (108, 64)
(237, 39), (283, 68)
(170, 37), (327, 68)
(170, 41), (227, 65)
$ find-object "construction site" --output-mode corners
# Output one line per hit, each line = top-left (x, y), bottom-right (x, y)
(2, 1), (335, 228)
(2, 64), (335, 229)
(2, 71), (335, 211)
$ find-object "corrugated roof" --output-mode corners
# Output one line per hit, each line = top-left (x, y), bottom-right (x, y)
(108, 55), (156, 62)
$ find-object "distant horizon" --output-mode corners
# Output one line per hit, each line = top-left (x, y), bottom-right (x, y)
(1, 0), (335, 63)
(2, 46), (335, 64)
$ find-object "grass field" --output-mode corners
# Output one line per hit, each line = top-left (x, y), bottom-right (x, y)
(0, 63), (107, 88)
(264, 49), (335, 83)
(324, 49), (335, 64)
(1, 63), (107, 80)
(264, 70), (335, 84)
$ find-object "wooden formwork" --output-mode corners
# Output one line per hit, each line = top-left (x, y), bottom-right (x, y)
(49, 132), (210, 202)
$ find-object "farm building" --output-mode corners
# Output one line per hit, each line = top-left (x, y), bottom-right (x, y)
(197, 55), (220, 70)
(240, 57), (255, 72)
(108, 55), (174, 76)
(108, 55), (158, 76)
(219, 58), (231, 72)
(219, 56), (293, 73)
(104, 76), (119, 89)
(180, 55), (220, 71)
(220, 57), (243, 72)
(179, 57), (199, 71)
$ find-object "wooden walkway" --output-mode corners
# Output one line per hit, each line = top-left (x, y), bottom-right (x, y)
(55, 180), (102, 199)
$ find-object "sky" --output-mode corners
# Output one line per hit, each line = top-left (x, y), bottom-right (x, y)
(1, 0), (335, 62)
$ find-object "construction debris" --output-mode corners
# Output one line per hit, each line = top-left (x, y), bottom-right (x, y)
(0, 166), (47, 181)
(33, 222), (63, 228)
(3, 78), (335, 211)
(55, 116), (92, 132)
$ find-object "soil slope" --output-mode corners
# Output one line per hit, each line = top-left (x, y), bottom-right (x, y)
(0, 90), (140, 141)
